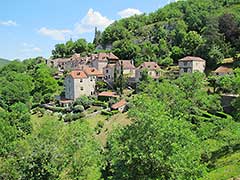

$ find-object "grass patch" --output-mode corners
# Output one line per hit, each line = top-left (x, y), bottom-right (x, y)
(201, 151), (240, 180)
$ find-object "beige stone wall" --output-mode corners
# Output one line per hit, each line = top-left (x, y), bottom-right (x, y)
(74, 76), (96, 99)
(179, 61), (205, 75)
(192, 61), (205, 73)
(65, 75), (96, 100)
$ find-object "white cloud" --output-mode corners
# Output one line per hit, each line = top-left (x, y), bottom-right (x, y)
(118, 8), (142, 18)
(21, 43), (42, 53)
(38, 27), (72, 41)
(0, 20), (17, 26)
(74, 8), (114, 34)
(168, 0), (179, 4)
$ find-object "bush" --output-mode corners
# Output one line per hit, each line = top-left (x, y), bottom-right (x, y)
(111, 110), (119, 115)
(101, 110), (112, 116)
(93, 100), (108, 108)
(74, 96), (93, 109)
(64, 113), (85, 122)
(95, 121), (104, 134)
(73, 105), (85, 113)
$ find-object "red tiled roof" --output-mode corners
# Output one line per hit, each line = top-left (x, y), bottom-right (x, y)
(97, 52), (119, 61)
(98, 91), (119, 98)
(138, 62), (160, 70)
(119, 60), (136, 69)
(179, 56), (205, 62)
(214, 66), (233, 73)
(69, 70), (87, 79)
(84, 67), (104, 77)
(111, 99), (127, 109)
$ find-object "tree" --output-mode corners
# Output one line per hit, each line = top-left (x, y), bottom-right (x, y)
(112, 40), (140, 60)
(107, 95), (205, 179)
(181, 31), (205, 56)
(31, 63), (59, 104)
(0, 72), (33, 108)
(0, 119), (103, 180)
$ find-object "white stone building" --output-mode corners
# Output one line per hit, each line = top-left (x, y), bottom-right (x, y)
(64, 68), (103, 100)
(178, 56), (206, 75)
(135, 62), (161, 82)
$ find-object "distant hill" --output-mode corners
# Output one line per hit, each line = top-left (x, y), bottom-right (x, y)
(0, 58), (10, 68)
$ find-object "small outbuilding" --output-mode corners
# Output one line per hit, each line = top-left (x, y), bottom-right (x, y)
(213, 66), (233, 76)
(111, 99), (127, 112)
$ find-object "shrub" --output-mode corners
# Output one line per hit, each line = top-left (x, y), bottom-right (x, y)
(101, 110), (112, 116)
(74, 96), (93, 109)
(93, 100), (108, 108)
(64, 113), (85, 122)
(73, 105), (85, 113)
(95, 121), (104, 134)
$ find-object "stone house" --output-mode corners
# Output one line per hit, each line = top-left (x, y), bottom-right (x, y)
(213, 66), (233, 76)
(111, 99), (127, 112)
(64, 68), (103, 100)
(91, 52), (119, 73)
(135, 62), (161, 82)
(103, 60), (136, 84)
(178, 56), (206, 75)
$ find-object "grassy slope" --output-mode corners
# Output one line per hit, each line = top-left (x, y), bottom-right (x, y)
(31, 112), (132, 147)
(201, 151), (240, 180)
(31, 113), (240, 179)
(0, 58), (10, 68)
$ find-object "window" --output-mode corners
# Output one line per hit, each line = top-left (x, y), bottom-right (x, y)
(184, 62), (188, 66)
(80, 79), (83, 83)
(90, 77), (93, 81)
(183, 68), (188, 73)
(80, 87), (84, 91)
(106, 69), (109, 73)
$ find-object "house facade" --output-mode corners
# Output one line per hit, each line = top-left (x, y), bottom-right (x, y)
(64, 68), (103, 100)
(178, 56), (206, 75)
(135, 62), (161, 82)
(91, 52), (119, 73)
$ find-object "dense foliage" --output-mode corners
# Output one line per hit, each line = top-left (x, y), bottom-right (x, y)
(52, 39), (95, 58)
(99, 0), (240, 67)
(107, 73), (240, 179)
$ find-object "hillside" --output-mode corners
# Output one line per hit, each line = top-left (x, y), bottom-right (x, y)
(0, 58), (10, 68)
(97, 0), (240, 68)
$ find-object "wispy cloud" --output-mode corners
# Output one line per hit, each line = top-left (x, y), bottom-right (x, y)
(0, 20), (18, 26)
(21, 43), (42, 53)
(38, 27), (72, 41)
(38, 8), (113, 41)
(118, 8), (142, 18)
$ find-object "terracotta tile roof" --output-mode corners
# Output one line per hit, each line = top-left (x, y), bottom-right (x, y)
(84, 67), (104, 77)
(111, 99), (127, 109)
(138, 62), (160, 70)
(98, 91), (119, 98)
(69, 70), (87, 79)
(97, 52), (119, 62)
(119, 60), (136, 69)
(179, 56), (205, 62)
(214, 66), (233, 73)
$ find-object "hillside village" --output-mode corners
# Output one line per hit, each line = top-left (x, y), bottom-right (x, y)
(46, 52), (236, 113)
(1, 0), (240, 179)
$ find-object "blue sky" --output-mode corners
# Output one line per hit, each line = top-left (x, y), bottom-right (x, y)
(0, 0), (172, 60)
